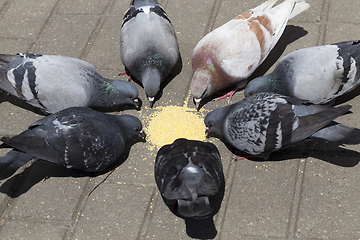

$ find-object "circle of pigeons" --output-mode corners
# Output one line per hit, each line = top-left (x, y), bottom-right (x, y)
(1, 0), (359, 221)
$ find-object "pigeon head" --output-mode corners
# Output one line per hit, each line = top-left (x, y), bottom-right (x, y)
(190, 70), (211, 108)
(141, 68), (161, 107)
(204, 106), (230, 138)
(116, 115), (146, 142)
(244, 74), (280, 98)
(112, 80), (139, 107)
(244, 75), (272, 97)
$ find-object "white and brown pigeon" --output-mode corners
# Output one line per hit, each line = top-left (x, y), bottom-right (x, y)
(244, 40), (360, 104)
(120, 0), (180, 107)
(0, 107), (145, 180)
(154, 139), (225, 219)
(204, 92), (360, 159)
(191, 0), (310, 108)
(0, 53), (139, 114)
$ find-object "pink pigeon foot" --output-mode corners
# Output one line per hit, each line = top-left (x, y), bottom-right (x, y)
(119, 70), (132, 81)
(213, 87), (239, 103)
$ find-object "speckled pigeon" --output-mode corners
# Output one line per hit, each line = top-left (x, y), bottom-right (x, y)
(120, 0), (180, 107)
(191, 0), (310, 108)
(204, 92), (360, 159)
(155, 139), (225, 219)
(0, 107), (145, 180)
(244, 40), (360, 104)
(0, 53), (139, 114)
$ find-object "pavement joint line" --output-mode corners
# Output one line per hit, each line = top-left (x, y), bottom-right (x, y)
(285, 158), (307, 239)
(317, 0), (330, 46)
(215, 157), (238, 239)
(137, 187), (159, 240)
(63, 177), (93, 240)
(0, 0), (13, 19)
(28, 0), (66, 53)
(205, 0), (223, 35)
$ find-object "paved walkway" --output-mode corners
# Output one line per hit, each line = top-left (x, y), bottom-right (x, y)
(0, 0), (360, 239)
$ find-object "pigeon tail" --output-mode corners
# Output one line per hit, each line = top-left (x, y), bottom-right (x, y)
(289, 0), (311, 19)
(0, 54), (21, 67)
(177, 196), (213, 218)
(252, 0), (278, 12)
(263, 0), (310, 53)
(311, 122), (360, 145)
(0, 149), (35, 180)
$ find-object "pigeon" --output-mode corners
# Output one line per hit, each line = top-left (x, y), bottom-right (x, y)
(0, 53), (139, 114)
(154, 138), (225, 219)
(244, 40), (360, 104)
(120, 0), (180, 107)
(0, 107), (145, 180)
(190, 0), (310, 108)
(204, 92), (360, 159)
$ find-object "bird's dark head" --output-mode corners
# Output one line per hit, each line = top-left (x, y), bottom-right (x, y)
(204, 107), (229, 138)
(117, 115), (146, 142)
(244, 75), (273, 98)
(112, 80), (140, 108)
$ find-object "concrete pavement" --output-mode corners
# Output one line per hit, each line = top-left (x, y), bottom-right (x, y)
(0, 0), (360, 239)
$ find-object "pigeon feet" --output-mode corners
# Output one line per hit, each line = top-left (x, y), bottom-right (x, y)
(213, 87), (239, 103)
(119, 70), (132, 81)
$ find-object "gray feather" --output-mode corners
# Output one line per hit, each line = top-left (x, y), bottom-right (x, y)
(205, 92), (357, 158)
(120, 0), (180, 106)
(244, 40), (360, 104)
(0, 54), (139, 113)
(0, 107), (145, 177)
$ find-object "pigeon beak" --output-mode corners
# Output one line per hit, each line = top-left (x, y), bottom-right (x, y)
(148, 97), (155, 108)
(139, 130), (146, 139)
(205, 126), (210, 137)
(193, 98), (201, 110)
(133, 98), (139, 109)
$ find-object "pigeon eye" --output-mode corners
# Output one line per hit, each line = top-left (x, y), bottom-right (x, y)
(249, 92), (254, 96)
(209, 123), (213, 127)
(128, 95), (133, 98)
(135, 127), (139, 131)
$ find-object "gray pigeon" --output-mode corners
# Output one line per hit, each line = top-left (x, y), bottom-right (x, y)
(244, 40), (360, 104)
(154, 139), (225, 219)
(0, 107), (145, 180)
(120, 0), (180, 107)
(0, 53), (139, 114)
(204, 92), (360, 159)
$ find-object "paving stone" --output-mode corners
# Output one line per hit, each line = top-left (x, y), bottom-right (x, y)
(72, 183), (154, 239)
(8, 161), (89, 222)
(58, 0), (111, 15)
(295, 159), (360, 239)
(0, 0), (58, 39)
(0, 220), (68, 240)
(34, 15), (100, 57)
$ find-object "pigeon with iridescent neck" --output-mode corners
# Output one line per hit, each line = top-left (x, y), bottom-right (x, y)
(0, 107), (146, 180)
(244, 40), (360, 104)
(191, 0), (310, 108)
(120, 0), (180, 107)
(0, 53), (139, 114)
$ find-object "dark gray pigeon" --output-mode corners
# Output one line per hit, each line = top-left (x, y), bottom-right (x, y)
(0, 107), (145, 180)
(205, 92), (360, 159)
(0, 53), (139, 114)
(244, 40), (360, 104)
(120, 0), (180, 107)
(154, 139), (225, 219)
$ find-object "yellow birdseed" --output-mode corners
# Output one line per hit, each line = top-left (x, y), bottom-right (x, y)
(145, 105), (206, 148)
